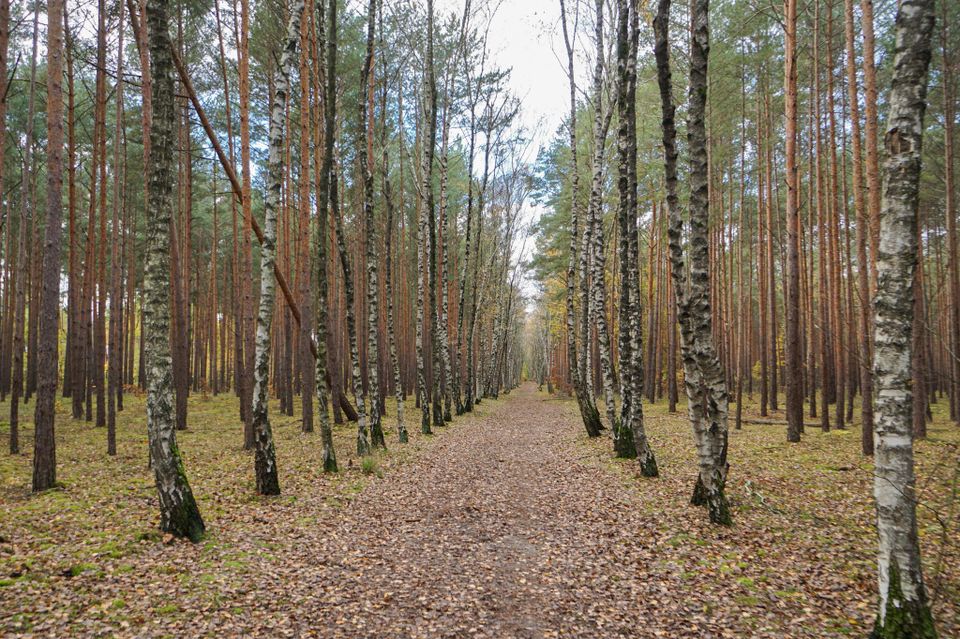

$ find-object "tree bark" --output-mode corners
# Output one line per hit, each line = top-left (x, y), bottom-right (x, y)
(140, 0), (205, 538)
(614, 0), (657, 474)
(251, 0), (306, 496)
(313, 0), (337, 471)
(870, 0), (937, 633)
(654, 0), (731, 525)
(783, 0), (803, 443)
(559, 0), (603, 438)
(32, 0), (66, 491)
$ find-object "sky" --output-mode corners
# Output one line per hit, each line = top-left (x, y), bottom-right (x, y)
(435, 0), (588, 298)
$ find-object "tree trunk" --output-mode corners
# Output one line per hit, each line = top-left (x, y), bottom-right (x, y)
(140, 0), (205, 538)
(614, 0), (657, 474)
(251, 0), (306, 496)
(559, 0), (603, 438)
(784, 0), (803, 442)
(844, 0), (875, 455)
(12, 3), (40, 455)
(32, 0), (66, 491)
(870, 0), (937, 633)
(654, 0), (731, 525)
(359, 0), (385, 449)
(313, 0), (337, 471)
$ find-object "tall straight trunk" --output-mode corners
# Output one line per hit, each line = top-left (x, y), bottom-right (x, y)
(870, 0), (937, 633)
(940, 6), (959, 424)
(296, 4), (313, 431)
(94, 0), (109, 429)
(334, 161), (369, 455)
(12, 3), (40, 455)
(844, 0), (875, 455)
(213, 0), (242, 403)
(813, 3), (831, 432)
(559, 0), (604, 438)
(613, 0), (657, 474)
(586, 0), (618, 439)
(437, 106), (455, 422)
(313, 0), (337, 471)
(359, 0), (385, 448)
(654, 0), (731, 525)
(33, 0), (66, 491)
(0, 0), (7, 404)
(913, 217), (928, 438)
(425, 0), (443, 430)
(860, 0), (881, 292)
(108, 0), (126, 455)
(65, 9), (83, 416)
(379, 46), (406, 443)
(250, 0), (306, 496)
(210, 163), (220, 395)
(238, 0), (255, 448)
(784, 0), (802, 442)
(140, 0), (204, 538)
(764, 92), (778, 412)
(417, 0), (439, 433)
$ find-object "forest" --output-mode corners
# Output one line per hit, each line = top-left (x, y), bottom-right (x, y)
(0, 0), (957, 635)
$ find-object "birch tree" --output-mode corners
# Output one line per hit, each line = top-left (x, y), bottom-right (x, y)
(359, 0), (386, 449)
(613, 0), (657, 475)
(559, 0), (604, 439)
(315, 0), (338, 472)
(654, 0), (731, 525)
(250, 0), (308, 496)
(871, 0), (938, 633)
(139, 0), (205, 538)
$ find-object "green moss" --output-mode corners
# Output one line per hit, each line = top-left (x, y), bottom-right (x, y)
(155, 604), (179, 615)
(613, 419), (638, 459)
(871, 562), (937, 639)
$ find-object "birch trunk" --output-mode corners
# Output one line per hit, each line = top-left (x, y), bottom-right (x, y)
(586, 0), (619, 440)
(654, 0), (731, 525)
(314, 0), (337, 472)
(614, 0), (657, 475)
(559, 0), (603, 438)
(334, 162), (369, 456)
(139, 0), (205, 538)
(250, 0), (305, 495)
(871, 0), (937, 633)
(359, 0), (385, 449)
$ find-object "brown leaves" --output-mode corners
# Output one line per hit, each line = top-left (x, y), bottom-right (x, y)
(0, 386), (957, 637)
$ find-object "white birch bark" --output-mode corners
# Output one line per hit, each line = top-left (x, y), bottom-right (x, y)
(142, 0), (205, 538)
(871, 0), (937, 634)
(251, 0), (306, 496)
(654, 0), (731, 525)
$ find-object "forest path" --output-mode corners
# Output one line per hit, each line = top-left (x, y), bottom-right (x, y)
(275, 382), (659, 638)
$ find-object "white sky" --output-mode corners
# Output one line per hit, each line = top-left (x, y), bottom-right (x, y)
(435, 0), (589, 300)
(435, 0), (579, 150)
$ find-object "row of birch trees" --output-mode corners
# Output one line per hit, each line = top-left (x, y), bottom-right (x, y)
(529, 0), (945, 634)
(1, 0), (530, 528)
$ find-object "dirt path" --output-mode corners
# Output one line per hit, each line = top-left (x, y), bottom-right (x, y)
(247, 382), (663, 638)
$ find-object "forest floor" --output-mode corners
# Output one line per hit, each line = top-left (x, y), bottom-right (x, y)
(0, 382), (958, 638)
